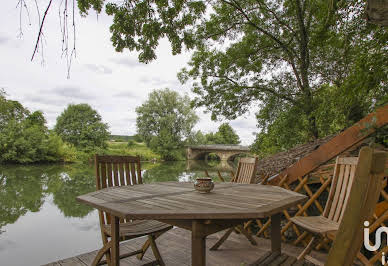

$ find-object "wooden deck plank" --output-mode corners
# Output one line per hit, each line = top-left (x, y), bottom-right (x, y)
(56, 257), (87, 266)
(43, 263), (62, 266)
(281, 256), (297, 266)
(43, 228), (328, 266)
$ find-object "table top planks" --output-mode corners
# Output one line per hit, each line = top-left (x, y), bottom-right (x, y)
(76, 182), (307, 220)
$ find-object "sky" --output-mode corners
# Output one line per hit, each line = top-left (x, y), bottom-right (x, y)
(0, 0), (258, 145)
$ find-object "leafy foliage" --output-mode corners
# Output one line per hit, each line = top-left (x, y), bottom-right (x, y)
(55, 104), (110, 151)
(136, 88), (198, 160)
(209, 123), (240, 144)
(76, 0), (387, 156)
(187, 123), (241, 145)
(105, 141), (160, 161)
(0, 92), (76, 163)
(186, 130), (208, 145)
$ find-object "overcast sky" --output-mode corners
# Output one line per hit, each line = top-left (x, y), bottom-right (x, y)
(0, 1), (258, 145)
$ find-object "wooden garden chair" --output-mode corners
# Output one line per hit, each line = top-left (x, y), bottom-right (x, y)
(210, 157), (259, 251)
(290, 147), (388, 266)
(92, 155), (173, 266)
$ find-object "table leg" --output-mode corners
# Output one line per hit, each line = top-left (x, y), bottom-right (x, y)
(271, 213), (281, 253)
(111, 216), (120, 266)
(192, 220), (206, 266)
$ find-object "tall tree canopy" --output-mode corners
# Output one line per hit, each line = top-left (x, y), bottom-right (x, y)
(206, 123), (241, 144)
(75, 0), (387, 155)
(188, 123), (241, 145)
(55, 104), (110, 150)
(136, 88), (198, 160)
(0, 91), (73, 163)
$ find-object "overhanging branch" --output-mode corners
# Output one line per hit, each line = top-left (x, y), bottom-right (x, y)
(31, 0), (53, 61)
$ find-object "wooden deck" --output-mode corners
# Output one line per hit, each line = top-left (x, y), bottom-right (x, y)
(43, 228), (327, 266)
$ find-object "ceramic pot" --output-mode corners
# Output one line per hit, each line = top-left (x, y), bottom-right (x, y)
(194, 178), (214, 193)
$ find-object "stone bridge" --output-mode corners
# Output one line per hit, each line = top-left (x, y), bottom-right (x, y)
(186, 144), (250, 161)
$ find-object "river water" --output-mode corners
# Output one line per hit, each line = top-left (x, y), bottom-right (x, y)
(0, 160), (235, 266)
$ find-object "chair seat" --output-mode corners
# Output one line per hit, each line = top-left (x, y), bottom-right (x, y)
(103, 220), (173, 238)
(290, 216), (339, 234)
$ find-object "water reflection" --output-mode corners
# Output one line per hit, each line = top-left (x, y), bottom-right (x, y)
(0, 160), (237, 265)
(0, 164), (96, 232)
(46, 164), (96, 218)
(0, 165), (45, 230)
(0, 160), (236, 231)
(186, 159), (235, 173)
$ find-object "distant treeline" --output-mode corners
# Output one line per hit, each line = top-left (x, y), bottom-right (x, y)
(110, 135), (134, 142)
(0, 88), (243, 164)
(109, 135), (142, 143)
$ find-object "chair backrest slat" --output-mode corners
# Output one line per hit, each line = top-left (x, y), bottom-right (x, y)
(137, 160), (143, 184)
(113, 163), (119, 186)
(95, 155), (142, 225)
(119, 162), (125, 186)
(130, 162), (137, 185)
(100, 163), (107, 189)
(332, 164), (351, 222)
(324, 156), (358, 223)
(125, 163), (131, 185)
(107, 162), (113, 187)
(326, 148), (387, 266)
(233, 157), (259, 184)
(338, 164), (357, 222)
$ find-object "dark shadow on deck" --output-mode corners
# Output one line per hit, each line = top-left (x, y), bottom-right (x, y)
(42, 228), (328, 266)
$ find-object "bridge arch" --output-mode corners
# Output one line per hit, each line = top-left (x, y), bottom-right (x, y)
(227, 152), (252, 162)
(186, 145), (251, 161)
(191, 151), (222, 161)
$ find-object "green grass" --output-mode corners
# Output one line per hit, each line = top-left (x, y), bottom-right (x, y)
(105, 141), (160, 161)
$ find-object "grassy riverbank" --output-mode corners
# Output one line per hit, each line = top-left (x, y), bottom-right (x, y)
(105, 141), (161, 161)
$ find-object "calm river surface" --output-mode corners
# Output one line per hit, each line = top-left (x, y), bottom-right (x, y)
(0, 160), (235, 266)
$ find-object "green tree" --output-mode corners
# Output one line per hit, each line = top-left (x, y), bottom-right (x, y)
(0, 90), (28, 126)
(55, 104), (110, 151)
(0, 92), (74, 163)
(187, 124), (240, 145)
(136, 88), (198, 160)
(186, 130), (207, 145)
(133, 134), (144, 143)
(76, 0), (386, 154)
(213, 123), (241, 144)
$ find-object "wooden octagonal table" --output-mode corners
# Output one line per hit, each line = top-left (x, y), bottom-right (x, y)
(77, 182), (306, 266)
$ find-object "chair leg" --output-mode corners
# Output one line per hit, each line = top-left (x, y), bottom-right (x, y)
(237, 225), (257, 246)
(149, 234), (165, 266)
(297, 236), (319, 261)
(97, 249), (144, 265)
(137, 227), (171, 261)
(137, 237), (151, 260)
(210, 227), (234, 251)
(101, 233), (112, 266)
(92, 241), (112, 266)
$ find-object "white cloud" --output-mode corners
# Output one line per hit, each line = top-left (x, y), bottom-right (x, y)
(0, 1), (258, 144)
(110, 57), (144, 68)
(0, 35), (9, 45)
(44, 86), (97, 100)
(84, 64), (113, 74)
